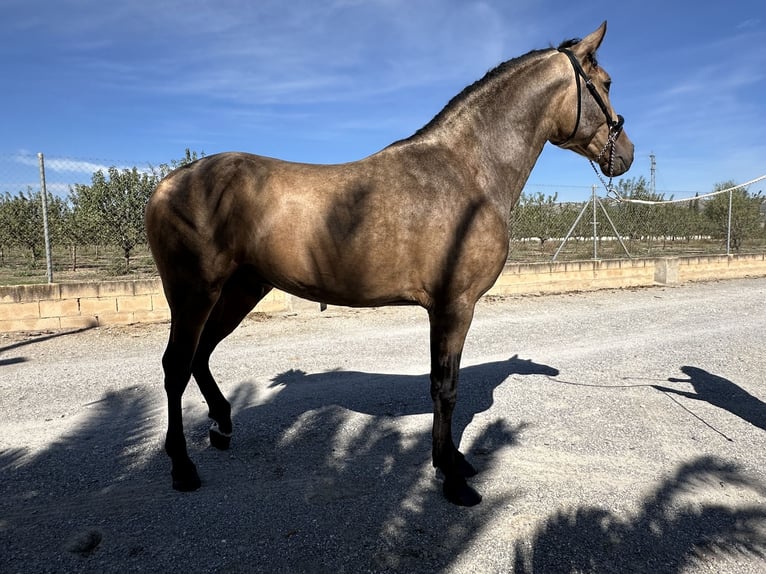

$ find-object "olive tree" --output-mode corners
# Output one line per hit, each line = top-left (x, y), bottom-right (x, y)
(510, 192), (569, 251)
(72, 167), (159, 272)
(704, 181), (763, 251)
(2, 188), (44, 263)
(154, 148), (204, 178)
(55, 191), (101, 272)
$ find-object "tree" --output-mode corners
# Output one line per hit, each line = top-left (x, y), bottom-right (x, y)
(3, 188), (45, 263)
(0, 193), (12, 265)
(608, 176), (673, 252)
(510, 192), (566, 251)
(72, 167), (159, 272)
(677, 193), (711, 244)
(704, 181), (763, 251)
(154, 148), (204, 178)
(56, 191), (100, 272)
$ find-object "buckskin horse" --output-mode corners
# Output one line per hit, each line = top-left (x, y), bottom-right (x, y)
(146, 22), (633, 506)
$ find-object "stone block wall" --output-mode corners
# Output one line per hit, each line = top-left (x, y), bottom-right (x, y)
(1, 254), (765, 333)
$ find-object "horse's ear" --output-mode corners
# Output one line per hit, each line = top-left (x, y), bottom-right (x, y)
(571, 21), (607, 64)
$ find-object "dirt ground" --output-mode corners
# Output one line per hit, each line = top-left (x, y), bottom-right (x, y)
(1, 277), (765, 573)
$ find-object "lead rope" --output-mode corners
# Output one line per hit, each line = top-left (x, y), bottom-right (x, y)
(589, 124), (622, 199)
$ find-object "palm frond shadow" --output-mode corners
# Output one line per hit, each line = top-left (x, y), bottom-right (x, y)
(514, 456), (766, 573)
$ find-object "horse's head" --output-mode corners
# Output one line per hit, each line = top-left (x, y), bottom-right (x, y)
(551, 22), (634, 177)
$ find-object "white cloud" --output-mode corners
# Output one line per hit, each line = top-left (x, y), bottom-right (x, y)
(55, 1), (521, 106)
(736, 18), (761, 30)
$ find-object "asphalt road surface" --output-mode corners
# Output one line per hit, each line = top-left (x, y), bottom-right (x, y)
(1, 277), (765, 573)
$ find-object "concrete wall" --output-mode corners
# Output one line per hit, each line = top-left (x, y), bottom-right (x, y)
(2, 253), (765, 333)
(487, 258), (657, 296)
(0, 280), (289, 333)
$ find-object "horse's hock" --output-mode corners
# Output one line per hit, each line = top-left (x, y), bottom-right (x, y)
(2, 254), (765, 333)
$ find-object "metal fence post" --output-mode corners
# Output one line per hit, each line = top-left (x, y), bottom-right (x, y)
(37, 152), (54, 283)
(726, 188), (733, 256)
(592, 184), (598, 260)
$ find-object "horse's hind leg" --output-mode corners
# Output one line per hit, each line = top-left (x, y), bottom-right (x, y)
(192, 274), (272, 451)
(162, 290), (218, 492)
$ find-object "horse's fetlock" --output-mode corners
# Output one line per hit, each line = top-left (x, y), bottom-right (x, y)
(209, 420), (233, 450)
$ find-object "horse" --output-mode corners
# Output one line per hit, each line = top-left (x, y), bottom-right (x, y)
(145, 21), (633, 506)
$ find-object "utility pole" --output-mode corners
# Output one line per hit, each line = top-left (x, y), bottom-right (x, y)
(649, 152), (656, 196)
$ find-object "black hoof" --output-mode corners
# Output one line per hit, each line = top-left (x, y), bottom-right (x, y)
(435, 451), (479, 478)
(456, 457), (478, 478)
(171, 462), (201, 492)
(209, 427), (231, 450)
(443, 476), (482, 506)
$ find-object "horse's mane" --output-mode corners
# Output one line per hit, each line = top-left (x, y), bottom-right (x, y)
(389, 48), (552, 146)
(390, 37), (592, 147)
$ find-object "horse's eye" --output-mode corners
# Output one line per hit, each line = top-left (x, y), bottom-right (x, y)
(604, 80), (612, 93)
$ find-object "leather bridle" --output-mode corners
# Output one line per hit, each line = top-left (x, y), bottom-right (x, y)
(556, 47), (626, 182)
(556, 48), (624, 146)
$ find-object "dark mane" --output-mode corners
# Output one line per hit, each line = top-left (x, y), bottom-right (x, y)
(390, 48), (553, 146)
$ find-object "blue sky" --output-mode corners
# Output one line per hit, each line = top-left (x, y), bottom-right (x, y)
(2, 0), (764, 201)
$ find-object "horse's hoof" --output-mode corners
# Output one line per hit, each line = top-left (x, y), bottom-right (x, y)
(443, 476), (482, 506)
(171, 463), (202, 492)
(172, 474), (201, 492)
(456, 457), (478, 478)
(209, 426), (232, 450)
(435, 452), (479, 478)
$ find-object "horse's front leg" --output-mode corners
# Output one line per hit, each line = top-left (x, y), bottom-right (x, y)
(428, 303), (482, 506)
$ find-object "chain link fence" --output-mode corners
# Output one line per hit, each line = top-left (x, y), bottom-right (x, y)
(1, 151), (765, 285)
(510, 181), (766, 262)
(0, 151), (185, 285)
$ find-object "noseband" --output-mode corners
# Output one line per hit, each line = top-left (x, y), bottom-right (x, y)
(557, 48), (626, 185)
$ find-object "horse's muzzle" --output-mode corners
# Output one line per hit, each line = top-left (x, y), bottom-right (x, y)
(602, 136), (634, 177)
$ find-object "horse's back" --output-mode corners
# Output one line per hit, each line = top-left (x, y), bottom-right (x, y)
(147, 150), (508, 308)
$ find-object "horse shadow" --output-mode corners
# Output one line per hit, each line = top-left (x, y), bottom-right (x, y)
(262, 354), (559, 458)
(204, 354), (555, 570)
(652, 366), (766, 433)
(514, 456), (766, 573)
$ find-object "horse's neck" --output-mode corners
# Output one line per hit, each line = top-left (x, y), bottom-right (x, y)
(392, 51), (562, 216)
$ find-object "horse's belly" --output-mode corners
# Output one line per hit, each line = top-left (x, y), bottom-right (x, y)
(248, 235), (423, 307)
(266, 254), (423, 307)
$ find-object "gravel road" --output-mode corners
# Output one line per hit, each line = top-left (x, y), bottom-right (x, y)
(1, 277), (765, 573)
